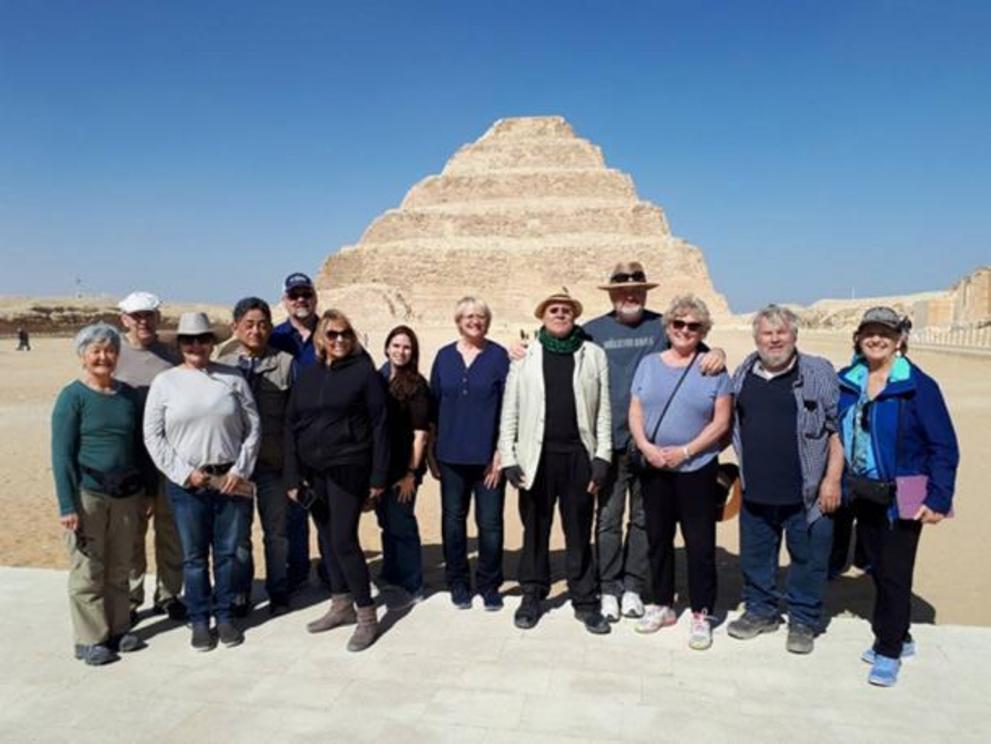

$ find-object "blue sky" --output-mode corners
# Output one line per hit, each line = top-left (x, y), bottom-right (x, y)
(1, 1), (988, 312)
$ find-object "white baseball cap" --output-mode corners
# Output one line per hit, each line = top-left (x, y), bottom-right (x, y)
(118, 291), (162, 314)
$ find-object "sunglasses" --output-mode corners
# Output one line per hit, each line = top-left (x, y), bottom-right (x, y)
(610, 271), (647, 284)
(325, 329), (354, 341)
(178, 333), (214, 345)
(546, 305), (574, 317)
(287, 290), (314, 301)
(671, 319), (703, 333)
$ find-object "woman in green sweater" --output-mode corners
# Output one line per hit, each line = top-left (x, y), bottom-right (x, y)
(51, 323), (148, 666)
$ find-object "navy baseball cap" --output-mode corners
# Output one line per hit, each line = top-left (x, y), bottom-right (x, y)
(283, 272), (314, 293)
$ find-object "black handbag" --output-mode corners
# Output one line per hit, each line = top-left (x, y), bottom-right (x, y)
(83, 465), (145, 498)
(846, 473), (895, 506)
(627, 351), (698, 474)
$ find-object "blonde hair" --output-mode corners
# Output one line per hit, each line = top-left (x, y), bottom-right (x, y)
(664, 295), (713, 336)
(314, 309), (362, 363)
(453, 296), (492, 329)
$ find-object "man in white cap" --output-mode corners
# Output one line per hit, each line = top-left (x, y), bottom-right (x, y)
(116, 291), (186, 622)
(582, 262), (725, 622)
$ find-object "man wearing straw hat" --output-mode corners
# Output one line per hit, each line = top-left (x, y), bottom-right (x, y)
(583, 261), (726, 622)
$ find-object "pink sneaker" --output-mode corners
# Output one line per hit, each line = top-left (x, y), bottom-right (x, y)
(689, 611), (713, 650)
(635, 604), (677, 634)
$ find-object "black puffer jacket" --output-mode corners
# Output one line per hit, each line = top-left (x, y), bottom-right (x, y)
(284, 352), (389, 488)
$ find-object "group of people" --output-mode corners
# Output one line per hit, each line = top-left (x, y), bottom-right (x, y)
(51, 261), (959, 688)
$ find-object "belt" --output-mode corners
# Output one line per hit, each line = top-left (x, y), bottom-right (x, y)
(200, 463), (234, 476)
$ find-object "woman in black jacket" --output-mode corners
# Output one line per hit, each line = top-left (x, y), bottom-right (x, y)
(285, 309), (389, 652)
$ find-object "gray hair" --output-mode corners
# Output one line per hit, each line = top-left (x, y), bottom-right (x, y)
(74, 322), (121, 356)
(751, 304), (800, 338)
(453, 296), (492, 326)
(664, 294), (713, 335)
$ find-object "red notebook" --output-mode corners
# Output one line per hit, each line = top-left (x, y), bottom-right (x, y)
(895, 475), (954, 519)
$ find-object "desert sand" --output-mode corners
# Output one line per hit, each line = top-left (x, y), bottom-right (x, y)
(2, 326), (988, 626)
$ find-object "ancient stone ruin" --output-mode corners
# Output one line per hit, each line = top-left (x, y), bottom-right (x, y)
(316, 116), (729, 329)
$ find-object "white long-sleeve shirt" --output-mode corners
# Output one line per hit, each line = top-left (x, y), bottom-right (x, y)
(143, 364), (261, 486)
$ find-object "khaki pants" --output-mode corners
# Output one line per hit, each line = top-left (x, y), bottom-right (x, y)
(129, 476), (184, 610)
(66, 490), (142, 645)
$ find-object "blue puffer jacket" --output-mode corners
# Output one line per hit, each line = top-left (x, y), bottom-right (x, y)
(837, 356), (959, 515)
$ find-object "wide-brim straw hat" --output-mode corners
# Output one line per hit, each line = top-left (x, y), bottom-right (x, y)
(534, 290), (583, 320)
(597, 261), (659, 291)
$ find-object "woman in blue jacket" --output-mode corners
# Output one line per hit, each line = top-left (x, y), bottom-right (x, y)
(837, 307), (959, 688)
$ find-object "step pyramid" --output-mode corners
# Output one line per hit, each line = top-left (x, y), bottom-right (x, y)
(316, 116), (729, 329)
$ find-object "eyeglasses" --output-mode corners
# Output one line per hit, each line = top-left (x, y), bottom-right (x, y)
(287, 290), (314, 301)
(325, 329), (354, 341)
(178, 333), (214, 345)
(610, 271), (647, 284)
(671, 319), (703, 333)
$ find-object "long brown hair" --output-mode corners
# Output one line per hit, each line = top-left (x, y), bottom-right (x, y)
(384, 325), (423, 401)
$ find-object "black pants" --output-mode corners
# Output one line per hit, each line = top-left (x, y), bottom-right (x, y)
(641, 460), (718, 613)
(518, 449), (597, 611)
(854, 500), (923, 659)
(311, 465), (373, 608)
(829, 503), (868, 576)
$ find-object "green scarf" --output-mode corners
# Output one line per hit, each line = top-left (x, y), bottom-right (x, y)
(538, 326), (584, 354)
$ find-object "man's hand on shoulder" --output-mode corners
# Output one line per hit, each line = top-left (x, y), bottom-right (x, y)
(699, 347), (727, 376)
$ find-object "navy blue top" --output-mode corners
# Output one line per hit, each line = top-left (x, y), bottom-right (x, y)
(430, 341), (510, 465)
(270, 319), (317, 368)
(736, 366), (803, 505)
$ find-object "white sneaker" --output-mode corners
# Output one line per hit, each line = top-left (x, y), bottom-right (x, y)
(600, 594), (620, 622)
(689, 611), (713, 650)
(635, 604), (677, 634)
(621, 591), (645, 618)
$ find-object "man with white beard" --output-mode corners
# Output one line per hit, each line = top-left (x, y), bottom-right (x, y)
(582, 262), (725, 622)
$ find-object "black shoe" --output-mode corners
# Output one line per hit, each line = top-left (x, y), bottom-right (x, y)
(727, 611), (781, 640)
(74, 643), (119, 666)
(217, 622), (244, 648)
(109, 632), (146, 653)
(481, 588), (504, 612)
(190, 623), (216, 652)
(576, 609), (612, 635)
(450, 585), (473, 610)
(157, 599), (188, 622)
(269, 593), (291, 617)
(786, 623), (816, 655)
(232, 600), (252, 619)
(514, 595), (542, 630)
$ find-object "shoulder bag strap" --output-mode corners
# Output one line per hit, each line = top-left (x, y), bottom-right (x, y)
(646, 351), (699, 444)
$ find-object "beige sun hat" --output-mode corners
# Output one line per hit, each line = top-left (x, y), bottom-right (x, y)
(597, 261), (659, 291)
(534, 288), (583, 320)
(175, 312), (214, 337)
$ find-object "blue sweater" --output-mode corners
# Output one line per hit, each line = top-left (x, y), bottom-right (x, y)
(838, 357), (959, 515)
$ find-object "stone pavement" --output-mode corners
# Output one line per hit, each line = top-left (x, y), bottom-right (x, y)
(0, 566), (987, 743)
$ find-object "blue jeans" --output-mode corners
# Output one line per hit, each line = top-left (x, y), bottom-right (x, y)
(376, 484), (424, 593)
(166, 481), (253, 624)
(438, 461), (504, 593)
(236, 470), (289, 601)
(739, 500), (833, 629)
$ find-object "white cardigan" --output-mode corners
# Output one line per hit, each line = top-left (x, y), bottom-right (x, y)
(498, 341), (612, 490)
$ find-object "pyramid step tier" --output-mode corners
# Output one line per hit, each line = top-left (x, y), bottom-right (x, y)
(361, 203), (671, 243)
(402, 169), (638, 208)
(443, 140), (606, 174)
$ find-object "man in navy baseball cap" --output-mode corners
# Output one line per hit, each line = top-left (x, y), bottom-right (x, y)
(269, 271), (321, 593)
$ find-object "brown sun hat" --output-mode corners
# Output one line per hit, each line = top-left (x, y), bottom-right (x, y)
(597, 261), (659, 291)
(534, 288), (584, 320)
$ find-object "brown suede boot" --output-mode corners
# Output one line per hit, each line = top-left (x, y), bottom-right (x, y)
(306, 594), (356, 634)
(346, 604), (379, 652)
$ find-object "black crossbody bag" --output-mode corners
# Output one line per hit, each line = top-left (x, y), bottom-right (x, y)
(627, 352), (699, 474)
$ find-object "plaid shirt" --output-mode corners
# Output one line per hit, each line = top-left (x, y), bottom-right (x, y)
(731, 351), (839, 523)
